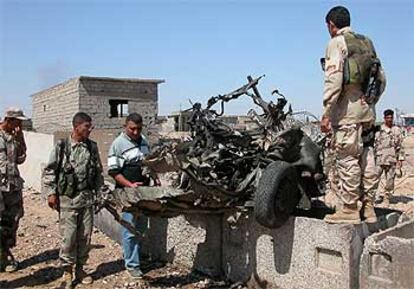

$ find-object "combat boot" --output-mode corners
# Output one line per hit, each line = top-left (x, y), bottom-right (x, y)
(61, 265), (74, 289)
(362, 200), (377, 223)
(76, 265), (93, 285)
(324, 204), (361, 224)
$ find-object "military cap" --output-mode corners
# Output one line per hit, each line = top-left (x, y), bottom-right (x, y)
(4, 107), (28, 120)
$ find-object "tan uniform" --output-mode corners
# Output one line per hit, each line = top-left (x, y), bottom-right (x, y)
(323, 133), (340, 208)
(375, 124), (404, 197)
(323, 27), (386, 206)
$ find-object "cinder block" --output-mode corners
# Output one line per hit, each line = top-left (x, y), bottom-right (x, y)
(94, 211), (223, 277)
(360, 218), (414, 289)
(142, 214), (222, 276)
(222, 210), (399, 289)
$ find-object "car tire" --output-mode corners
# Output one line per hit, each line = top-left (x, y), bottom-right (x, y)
(254, 160), (300, 228)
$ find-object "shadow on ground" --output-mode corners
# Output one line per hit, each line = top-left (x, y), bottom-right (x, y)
(0, 249), (61, 288)
(18, 248), (59, 270)
(90, 259), (124, 281)
(391, 195), (414, 204)
(0, 266), (63, 288)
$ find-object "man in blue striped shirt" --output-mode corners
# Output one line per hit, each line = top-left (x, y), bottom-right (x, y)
(107, 113), (159, 278)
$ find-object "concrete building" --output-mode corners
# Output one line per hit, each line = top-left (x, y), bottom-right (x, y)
(401, 114), (414, 127)
(31, 76), (164, 133)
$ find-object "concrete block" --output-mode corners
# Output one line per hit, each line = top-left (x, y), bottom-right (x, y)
(222, 210), (398, 289)
(142, 214), (222, 277)
(94, 209), (123, 244)
(94, 211), (222, 277)
(360, 218), (414, 289)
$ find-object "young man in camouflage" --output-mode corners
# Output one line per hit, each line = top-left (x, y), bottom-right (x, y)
(43, 112), (104, 288)
(108, 113), (160, 279)
(375, 109), (405, 206)
(0, 108), (27, 273)
(320, 6), (386, 224)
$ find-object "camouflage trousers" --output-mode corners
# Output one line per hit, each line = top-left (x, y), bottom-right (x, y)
(0, 190), (24, 249)
(333, 124), (379, 205)
(323, 142), (340, 207)
(59, 206), (93, 267)
(377, 164), (396, 196)
(0, 190), (24, 270)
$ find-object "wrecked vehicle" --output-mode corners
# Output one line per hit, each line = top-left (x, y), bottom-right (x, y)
(99, 76), (325, 229)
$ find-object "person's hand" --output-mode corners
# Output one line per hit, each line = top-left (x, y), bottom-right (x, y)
(129, 182), (143, 188)
(397, 160), (403, 168)
(47, 194), (59, 211)
(154, 178), (162, 186)
(320, 116), (331, 133)
(14, 123), (23, 135)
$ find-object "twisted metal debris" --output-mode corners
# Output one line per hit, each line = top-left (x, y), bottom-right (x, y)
(100, 76), (325, 229)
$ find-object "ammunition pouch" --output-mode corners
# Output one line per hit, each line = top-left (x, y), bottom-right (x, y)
(56, 138), (96, 199)
(57, 165), (77, 199)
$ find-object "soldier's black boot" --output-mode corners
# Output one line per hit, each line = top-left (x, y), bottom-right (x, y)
(5, 250), (19, 272)
(76, 264), (93, 285)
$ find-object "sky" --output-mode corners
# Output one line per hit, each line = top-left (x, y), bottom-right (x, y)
(0, 0), (413, 118)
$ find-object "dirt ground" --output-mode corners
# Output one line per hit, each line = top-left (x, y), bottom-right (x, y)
(0, 190), (231, 289)
(1, 135), (414, 289)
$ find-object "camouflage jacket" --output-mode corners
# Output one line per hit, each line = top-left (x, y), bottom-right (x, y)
(375, 124), (405, 165)
(42, 137), (104, 209)
(0, 129), (26, 192)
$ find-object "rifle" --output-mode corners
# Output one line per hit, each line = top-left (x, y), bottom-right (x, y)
(364, 59), (382, 104)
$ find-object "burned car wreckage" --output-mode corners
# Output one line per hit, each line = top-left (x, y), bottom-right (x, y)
(99, 76), (325, 230)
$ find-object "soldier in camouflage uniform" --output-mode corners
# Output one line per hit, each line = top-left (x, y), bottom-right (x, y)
(0, 108), (27, 273)
(321, 6), (386, 224)
(375, 109), (405, 206)
(43, 112), (104, 288)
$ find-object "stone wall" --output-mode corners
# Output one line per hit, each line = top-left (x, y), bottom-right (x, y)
(78, 78), (159, 129)
(32, 78), (80, 133)
(19, 131), (55, 192)
(32, 76), (162, 134)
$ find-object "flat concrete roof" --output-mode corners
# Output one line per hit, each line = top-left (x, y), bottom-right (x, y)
(78, 76), (165, 84)
(31, 76), (165, 97)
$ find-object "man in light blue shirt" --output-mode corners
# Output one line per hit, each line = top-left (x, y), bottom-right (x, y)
(108, 113), (158, 278)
